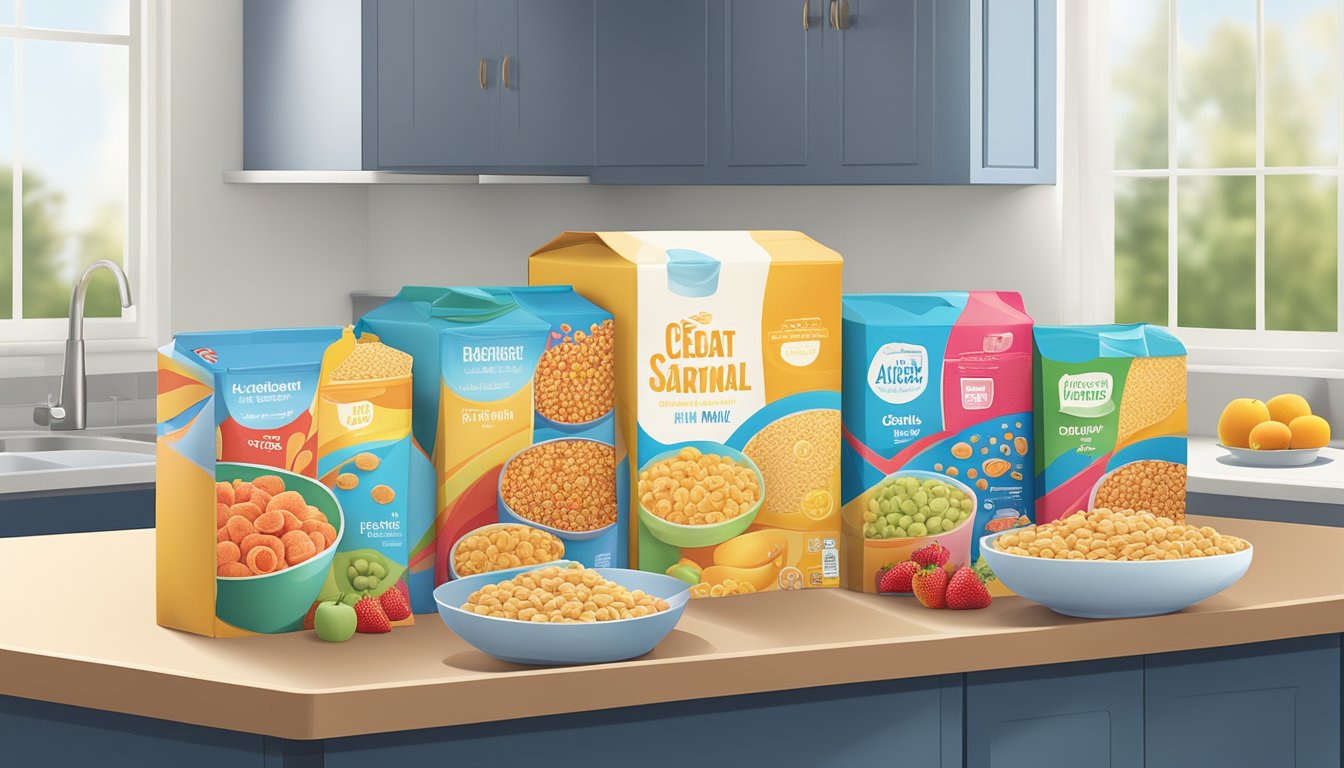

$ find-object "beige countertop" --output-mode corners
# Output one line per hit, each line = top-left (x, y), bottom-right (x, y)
(2, 516), (1342, 740)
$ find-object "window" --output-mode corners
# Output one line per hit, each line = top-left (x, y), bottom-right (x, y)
(0, 0), (155, 353)
(1093, 0), (1343, 366)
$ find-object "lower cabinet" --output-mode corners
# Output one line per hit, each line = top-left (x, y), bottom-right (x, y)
(0, 486), (153, 537)
(966, 657), (1144, 768)
(1, 637), (1338, 765)
(1146, 635), (1342, 768)
(324, 676), (965, 767)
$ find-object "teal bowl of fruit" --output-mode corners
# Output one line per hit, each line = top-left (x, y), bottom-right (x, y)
(214, 463), (344, 634)
(636, 443), (765, 549)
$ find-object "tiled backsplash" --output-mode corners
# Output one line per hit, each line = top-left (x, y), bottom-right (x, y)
(0, 371), (156, 431)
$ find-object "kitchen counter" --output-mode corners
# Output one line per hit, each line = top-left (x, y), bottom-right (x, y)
(2, 516), (1341, 743)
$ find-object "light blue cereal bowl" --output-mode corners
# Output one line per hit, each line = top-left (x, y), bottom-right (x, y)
(980, 529), (1253, 619)
(434, 561), (691, 665)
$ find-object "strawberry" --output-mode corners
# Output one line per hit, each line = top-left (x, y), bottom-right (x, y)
(877, 561), (920, 594)
(912, 541), (950, 568)
(301, 600), (320, 631)
(354, 595), (391, 634)
(874, 563), (895, 592)
(945, 564), (994, 610)
(911, 565), (949, 609)
(379, 585), (412, 621)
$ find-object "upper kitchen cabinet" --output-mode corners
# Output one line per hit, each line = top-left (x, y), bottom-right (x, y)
(591, 0), (711, 182)
(935, 0), (1057, 184)
(717, 0), (823, 183)
(821, 0), (936, 183)
(243, 0), (1054, 183)
(372, 0), (595, 170)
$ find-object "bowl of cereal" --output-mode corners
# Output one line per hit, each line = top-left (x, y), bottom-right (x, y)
(848, 471), (978, 579)
(980, 509), (1253, 619)
(532, 318), (616, 431)
(636, 443), (766, 549)
(214, 463), (344, 634)
(449, 523), (566, 579)
(434, 561), (691, 665)
(498, 438), (619, 542)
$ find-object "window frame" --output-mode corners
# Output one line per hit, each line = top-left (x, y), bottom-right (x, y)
(0, 0), (166, 375)
(1072, 0), (1344, 371)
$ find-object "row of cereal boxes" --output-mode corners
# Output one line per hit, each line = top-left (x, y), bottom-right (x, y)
(157, 232), (1187, 636)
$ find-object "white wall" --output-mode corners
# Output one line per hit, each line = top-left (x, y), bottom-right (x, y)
(367, 184), (1065, 324)
(168, 1), (368, 333)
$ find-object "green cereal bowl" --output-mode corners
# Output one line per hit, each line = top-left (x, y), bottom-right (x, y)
(636, 444), (765, 549)
(214, 463), (344, 634)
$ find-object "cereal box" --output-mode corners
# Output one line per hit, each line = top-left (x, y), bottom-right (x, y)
(356, 286), (623, 611)
(840, 292), (1035, 594)
(157, 327), (345, 636)
(1034, 324), (1188, 524)
(530, 231), (842, 597)
(313, 328), (415, 626)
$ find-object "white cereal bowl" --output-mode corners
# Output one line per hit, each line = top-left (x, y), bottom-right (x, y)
(434, 561), (691, 665)
(980, 530), (1253, 619)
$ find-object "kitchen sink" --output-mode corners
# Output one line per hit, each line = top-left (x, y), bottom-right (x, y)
(0, 433), (155, 494)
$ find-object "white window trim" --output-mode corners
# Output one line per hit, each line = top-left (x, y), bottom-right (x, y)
(1068, 0), (1344, 372)
(0, 0), (169, 378)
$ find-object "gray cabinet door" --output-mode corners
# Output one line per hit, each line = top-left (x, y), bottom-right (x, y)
(375, 0), (497, 168)
(1145, 635), (1342, 768)
(500, 0), (596, 166)
(595, 0), (710, 169)
(970, 0), (1056, 183)
(723, 0), (823, 175)
(822, 0), (935, 182)
(965, 658), (1145, 768)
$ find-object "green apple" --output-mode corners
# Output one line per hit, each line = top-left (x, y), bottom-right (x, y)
(314, 599), (358, 642)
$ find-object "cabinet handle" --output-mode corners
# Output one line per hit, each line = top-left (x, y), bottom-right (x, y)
(502, 54), (512, 89)
(837, 0), (850, 29)
(829, 0), (836, 29)
(479, 57), (488, 89)
(802, 0), (810, 31)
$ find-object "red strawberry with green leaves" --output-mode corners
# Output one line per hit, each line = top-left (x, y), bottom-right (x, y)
(945, 563), (996, 610)
(379, 584), (413, 621)
(354, 595), (392, 633)
(877, 561), (920, 594)
(911, 565), (949, 609)
(875, 563), (896, 592)
(912, 541), (950, 568)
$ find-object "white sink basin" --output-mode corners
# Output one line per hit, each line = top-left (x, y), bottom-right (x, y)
(0, 433), (155, 495)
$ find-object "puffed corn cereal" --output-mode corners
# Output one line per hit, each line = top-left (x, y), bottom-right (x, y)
(1095, 460), (1186, 523)
(461, 563), (670, 623)
(743, 409), (839, 519)
(534, 319), (615, 424)
(501, 440), (618, 532)
(993, 508), (1248, 561)
(453, 524), (566, 577)
(639, 446), (760, 526)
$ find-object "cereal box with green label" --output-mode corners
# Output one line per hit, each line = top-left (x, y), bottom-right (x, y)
(1033, 324), (1187, 525)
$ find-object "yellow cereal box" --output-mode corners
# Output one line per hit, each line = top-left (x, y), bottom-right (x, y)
(531, 231), (843, 596)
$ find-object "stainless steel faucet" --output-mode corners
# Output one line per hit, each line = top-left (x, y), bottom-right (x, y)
(33, 260), (135, 431)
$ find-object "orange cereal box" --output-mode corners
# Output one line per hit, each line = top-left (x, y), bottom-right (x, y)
(531, 232), (843, 597)
(157, 327), (346, 637)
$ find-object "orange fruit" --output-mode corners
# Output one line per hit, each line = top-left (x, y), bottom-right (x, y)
(1248, 420), (1292, 450)
(1288, 415), (1331, 449)
(1266, 393), (1312, 425)
(1217, 399), (1271, 448)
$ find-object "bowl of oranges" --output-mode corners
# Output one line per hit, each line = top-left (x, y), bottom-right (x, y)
(1216, 394), (1331, 467)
